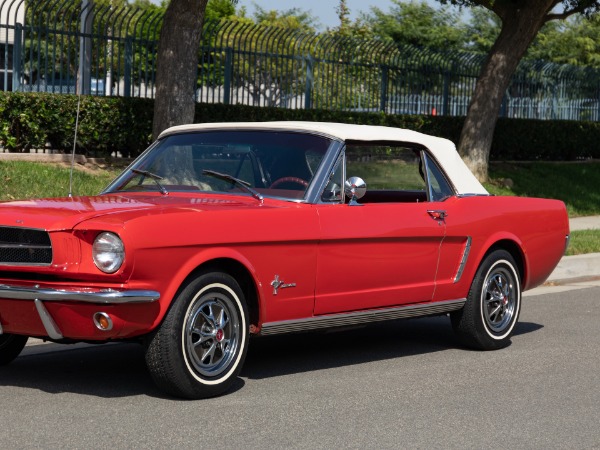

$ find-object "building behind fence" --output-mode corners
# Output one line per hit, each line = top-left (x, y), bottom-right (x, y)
(2, 0), (600, 122)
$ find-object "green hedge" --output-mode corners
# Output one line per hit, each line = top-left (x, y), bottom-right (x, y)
(1, 92), (599, 161)
(0, 92), (154, 157)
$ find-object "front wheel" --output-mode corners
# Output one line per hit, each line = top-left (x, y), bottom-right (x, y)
(145, 272), (249, 399)
(0, 334), (28, 365)
(451, 249), (521, 350)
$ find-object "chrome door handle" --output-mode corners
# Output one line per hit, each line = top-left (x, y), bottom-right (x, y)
(427, 210), (447, 221)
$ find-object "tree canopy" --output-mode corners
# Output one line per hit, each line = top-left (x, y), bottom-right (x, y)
(436, 0), (600, 181)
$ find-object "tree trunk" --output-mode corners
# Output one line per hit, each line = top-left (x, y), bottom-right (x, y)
(458, 1), (555, 182)
(152, 0), (209, 140)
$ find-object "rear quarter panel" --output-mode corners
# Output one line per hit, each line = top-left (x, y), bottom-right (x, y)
(434, 195), (569, 302)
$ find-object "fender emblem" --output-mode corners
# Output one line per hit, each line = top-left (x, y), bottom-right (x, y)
(270, 275), (296, 295)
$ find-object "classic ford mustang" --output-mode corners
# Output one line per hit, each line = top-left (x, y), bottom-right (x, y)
(0, 122), (569, 398)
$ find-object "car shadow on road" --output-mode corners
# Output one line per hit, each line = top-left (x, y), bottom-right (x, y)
(0, 317), (543, 398)
(0, 342), (164, 398)
(241, 317), (543, 380)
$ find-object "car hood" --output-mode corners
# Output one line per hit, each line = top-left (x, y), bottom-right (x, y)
(0, 193), (271, 231)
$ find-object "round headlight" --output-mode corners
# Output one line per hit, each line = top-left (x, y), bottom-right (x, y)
(92, 232), (124, 273)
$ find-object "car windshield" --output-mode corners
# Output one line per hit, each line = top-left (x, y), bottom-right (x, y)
(106, 130), (332, 201)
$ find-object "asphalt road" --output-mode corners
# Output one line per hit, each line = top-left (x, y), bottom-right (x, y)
(2, 285), (599, 449)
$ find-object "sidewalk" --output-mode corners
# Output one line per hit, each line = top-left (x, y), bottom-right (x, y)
(546, 215), (600, 283)
(569, 215), (600, 231)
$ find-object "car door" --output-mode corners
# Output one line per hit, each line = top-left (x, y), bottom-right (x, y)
(314, 144), (446, 315)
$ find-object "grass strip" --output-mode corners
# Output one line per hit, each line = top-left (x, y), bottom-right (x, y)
(0, 160), (118, 201)
(566, 229), (600, 256)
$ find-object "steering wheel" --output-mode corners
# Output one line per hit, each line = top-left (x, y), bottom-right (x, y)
(269, 177), (309, 189)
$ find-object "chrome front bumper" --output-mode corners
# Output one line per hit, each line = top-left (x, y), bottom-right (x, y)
(0, 284), (160, 340)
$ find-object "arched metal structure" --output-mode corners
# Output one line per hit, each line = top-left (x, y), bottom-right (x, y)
(0, 0), (162, 96)
(1, 1), (599, 121)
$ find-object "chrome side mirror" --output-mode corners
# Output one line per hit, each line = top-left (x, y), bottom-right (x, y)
(344, 176), (366, 206)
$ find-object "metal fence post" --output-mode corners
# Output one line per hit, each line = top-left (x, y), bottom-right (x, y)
(223, 47), (233, 105)
(380, 65), (388, 112)
(304, 54), (313, 110)
(124, 37), (132, 97)
(442, 71), (450, 116)
(12, 23), (22, 92)
(79, 1), (93, 95)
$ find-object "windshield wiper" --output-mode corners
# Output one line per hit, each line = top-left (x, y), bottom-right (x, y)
(131, 168), (168, 195)
(202, 169), (263, 203)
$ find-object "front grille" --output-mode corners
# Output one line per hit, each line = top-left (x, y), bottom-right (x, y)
(0, 227), (52, 265)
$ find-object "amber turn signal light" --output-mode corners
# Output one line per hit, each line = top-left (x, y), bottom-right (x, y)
(93, 312), (113, 331)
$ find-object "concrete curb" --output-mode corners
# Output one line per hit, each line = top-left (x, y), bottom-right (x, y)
(546, 252), (600, 283)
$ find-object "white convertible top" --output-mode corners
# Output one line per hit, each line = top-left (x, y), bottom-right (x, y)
(159, 121), (488, 195)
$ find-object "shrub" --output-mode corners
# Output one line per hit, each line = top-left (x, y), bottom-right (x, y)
(1, 92), (599, 160)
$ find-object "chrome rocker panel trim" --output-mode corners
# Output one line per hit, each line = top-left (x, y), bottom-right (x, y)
(260, 298), (465, 336)
(0, 284), (160, 304)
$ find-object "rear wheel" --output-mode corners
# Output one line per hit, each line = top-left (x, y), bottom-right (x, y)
(0, 334), (28, 365)
(145, 272), (249, 399)
(451, 249), (521, 350)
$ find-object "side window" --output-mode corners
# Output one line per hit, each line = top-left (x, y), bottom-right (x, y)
(424, 153), (455, 201)
(346, 145), (426, 190)
(344, 144), (427, 203)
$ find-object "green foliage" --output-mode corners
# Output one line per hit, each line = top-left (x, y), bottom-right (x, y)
(0, 161), (117, 201)
(206, 0), (236, 22)
(0, 93), (153, 157)
(252, 6), (318, 32)
(463, 8), (500, 53)
(487, 161), (600, 217)
(527, 15), (600, 68)
(1, 93), (600, 162)
(566, 229), (600, 255)
(367, 0), (467, 51)
(438, 0), (600, 17)
(367, 1), (600, 68)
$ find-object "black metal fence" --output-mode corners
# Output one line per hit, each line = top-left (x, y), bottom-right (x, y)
(2, 0), (600, 121)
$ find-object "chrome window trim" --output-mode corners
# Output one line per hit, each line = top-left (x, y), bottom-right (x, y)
(307, 140), (345, 204)
(422, 150), (435, 202)
(422, 151), (458, 202)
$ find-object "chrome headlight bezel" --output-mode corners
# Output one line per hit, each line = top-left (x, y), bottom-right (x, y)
(92, 232), (125, 274)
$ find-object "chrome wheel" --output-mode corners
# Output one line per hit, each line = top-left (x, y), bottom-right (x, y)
(451, 250), (521, 350)
(145, 272), (249, 399)
(481, 265), (518, 334)
(185, 294), (240, 378)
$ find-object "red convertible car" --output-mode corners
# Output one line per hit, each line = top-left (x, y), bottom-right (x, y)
(0, 122), (569, 398)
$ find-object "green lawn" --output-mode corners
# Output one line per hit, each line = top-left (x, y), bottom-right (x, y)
(486, 161), (600, 217)
(566, 229), (600, 256)
(0, 160), (119, 201)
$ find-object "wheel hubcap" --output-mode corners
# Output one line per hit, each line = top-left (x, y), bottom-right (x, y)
(482, 266), (517, 333)
(185, 293), (240, 378)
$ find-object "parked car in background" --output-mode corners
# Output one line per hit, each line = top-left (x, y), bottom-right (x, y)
(0, 122), (569, 398)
